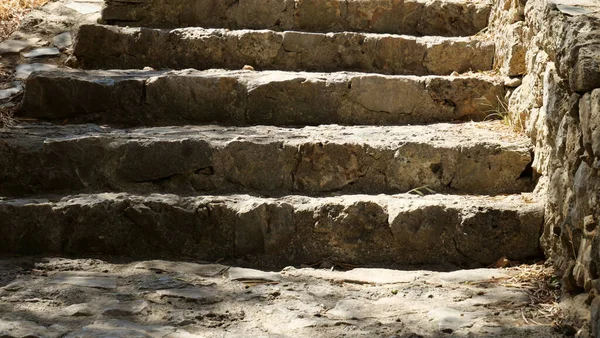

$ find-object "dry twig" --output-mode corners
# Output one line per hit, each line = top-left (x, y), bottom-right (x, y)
(1, 0), (49, 39)
(502, 263), (562, 325)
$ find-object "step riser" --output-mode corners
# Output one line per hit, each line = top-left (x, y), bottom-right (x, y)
(0, 124), (532, 197)
(74, 25), (495, 75)
(102, 0), (491, 37)
(21, 70), (505, 126)
(0, 194), (543, 266)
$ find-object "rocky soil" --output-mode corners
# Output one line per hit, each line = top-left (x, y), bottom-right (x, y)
(0, 0), (100, 113)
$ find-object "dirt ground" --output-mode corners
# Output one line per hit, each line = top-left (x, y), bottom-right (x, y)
(0, 255), (585, 337)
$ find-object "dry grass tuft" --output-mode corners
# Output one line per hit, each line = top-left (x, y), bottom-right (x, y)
(502, 263), (562, 325)
(466, 261), (562, 326)
(1, 0), (49, 40)
(0, 107), (15, 129)
(1, 0), (48, 127)
(477, 95), (526, 133)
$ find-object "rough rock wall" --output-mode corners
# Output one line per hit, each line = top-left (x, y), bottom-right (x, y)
(490, 0), (600, 334)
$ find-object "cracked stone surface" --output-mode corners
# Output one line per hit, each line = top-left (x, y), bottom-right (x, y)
(101, 0), (492, 37)
(0, 121), (533, 197)
(0, 193), (542, 266)
(21, 69), (505, 126)
(0, 257), (562, 337)
(73, 24), (495, 76)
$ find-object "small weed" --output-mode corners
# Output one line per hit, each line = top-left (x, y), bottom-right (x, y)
(476, 94), (525, 132)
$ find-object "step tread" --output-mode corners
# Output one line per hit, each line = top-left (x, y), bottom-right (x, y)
(0, 121), (532, 196)
(5, 121), (528, 148)
(21, 69), (506, 126)
(0, 192), (543, 266)
(74, 24), (495, 75)
(102, 0), (492, 37)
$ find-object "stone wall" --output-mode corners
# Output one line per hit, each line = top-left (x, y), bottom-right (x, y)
(490, 0), (600, 334)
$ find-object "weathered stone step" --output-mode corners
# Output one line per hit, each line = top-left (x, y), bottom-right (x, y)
(21, 69), (505, 126)
(101, 0), (492, 37)
(74, 24), (495, 75)
(0, 193), (543, 266)
(0, 122), (533, 197)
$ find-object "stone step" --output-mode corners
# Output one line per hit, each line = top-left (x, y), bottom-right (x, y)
(101, 0), (492, 37)
(21, 69), (505, 126)
(0, 122), (533, 197)
(0, 193), (543, 266)
(74, 24), (495, 76)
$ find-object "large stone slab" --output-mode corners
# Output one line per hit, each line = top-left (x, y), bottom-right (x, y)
(282, 268), (429, 284)
(49, 271), (118, 289)
(0, 122), (533, 196)
(64, 319), (197, 338)
(74, 24), (495, 75)
(14, 63), (59, 80)
(0, 193), (543, 266)
(20, 69), (505, 126)
(156, 288), (222, 304)
(228, 267), (281, 281)
(101, 0), (491, 37)
(135, 260), (227, 276)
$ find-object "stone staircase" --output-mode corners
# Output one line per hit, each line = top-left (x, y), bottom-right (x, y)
(0, 0), (543, 268)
